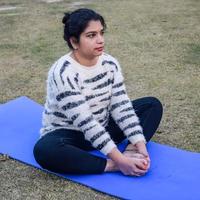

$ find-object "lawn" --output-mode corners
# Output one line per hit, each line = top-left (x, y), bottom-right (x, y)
(0, 0), (199, 199)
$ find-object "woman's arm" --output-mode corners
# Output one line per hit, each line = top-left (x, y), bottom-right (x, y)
(109, 59), (146, 145)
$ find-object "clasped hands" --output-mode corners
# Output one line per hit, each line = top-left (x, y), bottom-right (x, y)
(133, 141), (151, 167)
(117, 141), (151, 176)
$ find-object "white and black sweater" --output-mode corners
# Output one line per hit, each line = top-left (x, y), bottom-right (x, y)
(40, 52), (146, 155)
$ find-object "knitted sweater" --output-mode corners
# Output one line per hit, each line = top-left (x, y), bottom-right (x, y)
(40, 52), (146, 155)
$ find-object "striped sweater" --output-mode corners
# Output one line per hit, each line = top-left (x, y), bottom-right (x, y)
(40, 52), (146, 155)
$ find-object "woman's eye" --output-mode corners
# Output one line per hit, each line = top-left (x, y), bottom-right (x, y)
(87, 34), (96, 38)
(101, 31), (105, 35)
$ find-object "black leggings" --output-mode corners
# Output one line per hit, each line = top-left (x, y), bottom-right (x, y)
(33, 96), (163, 174)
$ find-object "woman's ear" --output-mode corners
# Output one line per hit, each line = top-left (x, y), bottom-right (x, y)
(70, 37), (78, 50)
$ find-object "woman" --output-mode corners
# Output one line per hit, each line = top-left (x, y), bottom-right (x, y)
(33, 8), (163, 176)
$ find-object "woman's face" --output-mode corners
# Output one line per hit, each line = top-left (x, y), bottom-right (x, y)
(75, 20), (105, 59)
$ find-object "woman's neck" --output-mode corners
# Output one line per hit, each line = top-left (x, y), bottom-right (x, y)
(71, 51), (99, 67)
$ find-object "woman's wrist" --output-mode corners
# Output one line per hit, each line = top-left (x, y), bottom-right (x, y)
(134, 141), (149, 158)
(107, 147), (125, 164)
(135, 140), (146, 147)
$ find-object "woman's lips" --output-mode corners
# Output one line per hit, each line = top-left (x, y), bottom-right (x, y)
(95, 47), (104, 51)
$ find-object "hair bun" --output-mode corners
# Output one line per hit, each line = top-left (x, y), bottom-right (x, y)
(62, 12), (71, 24)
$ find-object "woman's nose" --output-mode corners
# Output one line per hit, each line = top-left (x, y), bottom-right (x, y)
(97, 34), (104, 44)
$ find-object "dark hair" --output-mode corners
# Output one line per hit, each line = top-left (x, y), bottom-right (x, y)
(62, 8), (106, 49)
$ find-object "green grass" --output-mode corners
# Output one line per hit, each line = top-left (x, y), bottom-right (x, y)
(0, 0), (200, 199)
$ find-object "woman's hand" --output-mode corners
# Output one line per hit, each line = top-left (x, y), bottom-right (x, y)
(134, 141), (151, 167)
(116, 156), (149, 176)
(107, 147), (149, 176)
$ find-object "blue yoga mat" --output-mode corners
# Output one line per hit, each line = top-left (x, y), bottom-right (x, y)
(0, 96), (200, 200)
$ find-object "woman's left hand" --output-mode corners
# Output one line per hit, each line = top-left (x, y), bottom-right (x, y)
(134, 141), (151, 168)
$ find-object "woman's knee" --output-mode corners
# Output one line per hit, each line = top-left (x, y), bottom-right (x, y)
(33, 140), (72, 172)
(33, 140), (48, 168)
(33, 137), (60, 167)
(148, 96), (163, 113)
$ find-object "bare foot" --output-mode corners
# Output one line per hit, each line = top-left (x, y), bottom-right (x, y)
(123, 144), (145, 159)
(123, 150), (145, 159)
(123, 144), (151, 170)
(124, 143), (138, 152)
(104, 159), (119, 172)
(104, 144), (146, 172)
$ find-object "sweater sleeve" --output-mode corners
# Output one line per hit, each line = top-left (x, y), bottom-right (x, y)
(50, 66), (117, 155)
(109, 60), (146, 145)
